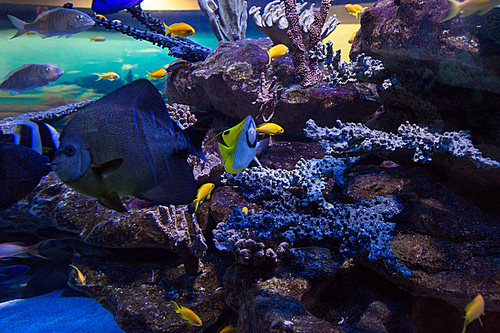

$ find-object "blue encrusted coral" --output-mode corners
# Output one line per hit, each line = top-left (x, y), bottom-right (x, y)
(214, 129), (410, 275)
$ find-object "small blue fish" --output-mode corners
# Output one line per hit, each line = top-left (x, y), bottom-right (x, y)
(92, 0), (144, 14)
(0, 265), (29, 283)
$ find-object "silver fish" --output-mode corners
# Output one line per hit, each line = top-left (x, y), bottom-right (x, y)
(8, 8), (95, 39)
(0, 64), (63, 94)
(51, 79), (210, 212)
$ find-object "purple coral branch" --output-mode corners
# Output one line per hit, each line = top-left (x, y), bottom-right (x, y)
(283, 0), (332, 87)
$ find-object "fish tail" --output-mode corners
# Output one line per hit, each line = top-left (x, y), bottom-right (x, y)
(183, 116), (213, 162)
(163, 22), (171, 36)
(440, 0), (462, 22)
(94, 73), (102, 81)
(26, 240), (49, 259)
(267, 55), (271, 66)
(146, 71), (153, 80)
(194, 200), (200, 212)
(170, 301), (180, 313)
(7, 15), (27, 39)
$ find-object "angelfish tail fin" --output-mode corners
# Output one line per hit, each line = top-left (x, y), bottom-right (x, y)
(183, 116), (214, 162)
(440, 0), (462, 22)
(8, 15), (27, 39)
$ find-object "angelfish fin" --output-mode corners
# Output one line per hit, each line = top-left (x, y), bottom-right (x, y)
(253, 155), (262, 167)
(98, 192), (127, 212)
(91, 158), (123, 177)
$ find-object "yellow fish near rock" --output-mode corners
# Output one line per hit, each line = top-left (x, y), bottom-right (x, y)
(462, 294), (485, 333)
(267, 44), (289, 65)
(440, 0), (500, 22)
(163, 22), (195, 37)
(220, 324), (237, 333)
(345, 4), (365, 18)
(69, 264), (86, 285)
(146, 68), (167, 80)
(256, 123), (284, 136)
(193, 183), (215, 211)
(171, 301), (202, 326)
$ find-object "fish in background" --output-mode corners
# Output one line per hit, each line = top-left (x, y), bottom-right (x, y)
(345, 4), (366, 18)
(0, 64), (63, 94)
(218, 116), (262, 173)
(51, 79), (210, 212)
(256, 123), (284, 136)
(165, 60), (192, 72)
(89, 36), (106, 42)
(92, 0), (143, 14)
(0, 241), (49, 260)
(0, 265), (29, 283)
(267, 44), (289, 65)
(94, 72), (120, 81)
(440, 0), (500, 22)
(219, 324), (237, 333)
(0, 141), (52, 212)
(193, 183), (214, 212)
(348, 30), (359, 43)
(1, 120), (59, 161)
(146, 68), (167, 80)
(462, 294), (485, 333)
(8, 8), (94, 39)
(163, 22), (195, 37)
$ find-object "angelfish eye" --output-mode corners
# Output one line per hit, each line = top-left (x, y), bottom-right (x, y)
(64, 145), (76, 156)
(223, 130), (230, 136)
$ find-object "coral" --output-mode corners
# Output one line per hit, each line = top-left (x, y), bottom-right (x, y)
(304, 119), (500, 169)
(252, 73), (283, 122)
(126, 5), (166, 35)
(166, 103), (197, 128)
(249, 0), (339, 49)
(198, 0), (248, 41)
(93, 16), (210, 63)
(0, 99), (95, 125)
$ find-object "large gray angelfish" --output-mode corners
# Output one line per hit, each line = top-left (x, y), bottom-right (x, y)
(51, 79), (209, 212)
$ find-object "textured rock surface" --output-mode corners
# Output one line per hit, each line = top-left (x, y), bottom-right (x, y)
(165, 38), (382, 139)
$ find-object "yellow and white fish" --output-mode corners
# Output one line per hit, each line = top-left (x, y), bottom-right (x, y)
(440, 0), (500, 22)
(256, 123), (284, 136)
(69, 264), (86, 285)
(94, 72), (120, 81)
(462, 294), (485, 333)
(218, 116), (262, 173)
(163, 22), (195, 37)
(193, 183), (215, 212)
(146, 68), (167, 80)
(171, 301), (202, 326)
(267, 44), (289, 65)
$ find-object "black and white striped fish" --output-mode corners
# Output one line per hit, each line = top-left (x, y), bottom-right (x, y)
(1, 120), (59, 161)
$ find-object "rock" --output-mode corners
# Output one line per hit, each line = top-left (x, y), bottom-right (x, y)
(166, 38), (382, 139)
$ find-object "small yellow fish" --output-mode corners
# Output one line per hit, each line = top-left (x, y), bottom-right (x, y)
(89, 36), (106, 42)
(267, 44), (289, 65)
(94, 72), (120, 81)
(94, 14), (107, 20)
(69, 264), (86, 285)
(146, 68), (167, 80)
(256, 123), (284, 135)
(171, 301), (202, 326)
(220, 324), (237, 333)
(193, 183), (215, 212)
(345, 4), (365, 18)
(440, 0), (500, 22)
(242, 207), (248, 214)
(163, 22), (195, 37)
(348, 30), (358, 43)
(462, 294), (485, 333)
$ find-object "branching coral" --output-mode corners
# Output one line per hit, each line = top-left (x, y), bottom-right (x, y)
(305, 119), (500, 169)
(93, 16), (210, 63)
(198, 0), (248, 41)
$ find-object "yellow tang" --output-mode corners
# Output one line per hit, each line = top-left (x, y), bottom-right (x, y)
(94, 72), (120, 81)
(267, 44), (289, 65)
(171, 301), (202, 326)
(146, 68), (167, 80)
(218, 116), (262, 173)
(193, 183), (215, 211)
(256, 123), (284, 135)
(163, 22), (195, 37)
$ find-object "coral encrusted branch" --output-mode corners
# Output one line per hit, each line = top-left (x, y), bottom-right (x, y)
(198, 0), (248, 41)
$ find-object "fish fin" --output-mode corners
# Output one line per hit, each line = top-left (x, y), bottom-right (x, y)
(253, 155), (262, 167)
(183, 116), (213, 162)
(146, 71), (153, 79)
(91, 158), (123, 177)
(440, 0), (462, 22)
(26, 240), (49, 259)
(7, 15), (27, 39)
(98, 192), (127, 212)
(163, 22), (171, 35)
(194, 200), (200, 212)
(479, 6), (494, 14)
(135, 154), (197, 205)
(170, 301), (180, 312)
(94, 73), (102, 81)
(37, 86), (45, 91)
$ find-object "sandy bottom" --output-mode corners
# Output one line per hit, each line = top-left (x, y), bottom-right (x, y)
(324, 23), (361, 62)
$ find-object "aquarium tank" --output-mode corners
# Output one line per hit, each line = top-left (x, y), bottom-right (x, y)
(1, 0), (500, 332)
